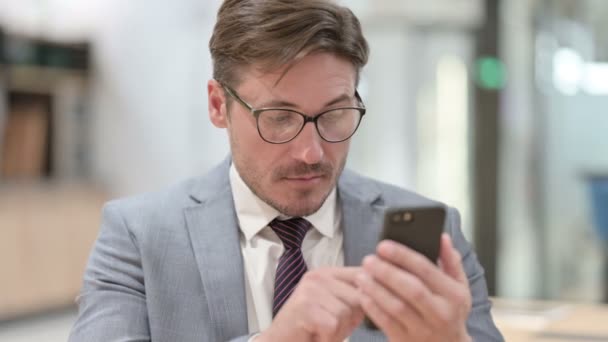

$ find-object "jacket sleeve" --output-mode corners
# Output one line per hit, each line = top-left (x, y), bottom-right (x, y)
(446, 207), (505, 341)
(69, 201), (150, 342)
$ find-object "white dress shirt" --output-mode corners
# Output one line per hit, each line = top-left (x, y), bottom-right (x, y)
(229, 163), (345, 334)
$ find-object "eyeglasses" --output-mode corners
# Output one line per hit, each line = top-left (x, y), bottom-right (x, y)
(220, 82), (366, 144)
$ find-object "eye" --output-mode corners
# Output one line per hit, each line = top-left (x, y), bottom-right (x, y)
(274, 112), (294, 122)
(262, 110), (299, 126)
(322, 109), (345, 121)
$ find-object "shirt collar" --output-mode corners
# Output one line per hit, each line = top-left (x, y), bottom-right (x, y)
(229, 163), (338, 241)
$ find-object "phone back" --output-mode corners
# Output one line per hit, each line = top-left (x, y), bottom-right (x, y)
(380, 206), (446, 263)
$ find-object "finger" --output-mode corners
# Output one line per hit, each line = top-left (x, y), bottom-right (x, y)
(293, 279), (353, 341)
(303, 275), (356, 312)
(361, 255), (445, 324)
(356, 272), (423, 331)
(359, 291), (409, 339)
(307, 272), (364, 337)
(306, 268), (363, 308)
(316, 295), (361, 341)
(439, 234), (467, 284)
(330, 266), (363, 285)
(347, 308), (365, 332)
(308, 305), (341, 342)
(323, 273), (363, 310)
(376, 240), (460, 295)
(326, 279), (366, 331)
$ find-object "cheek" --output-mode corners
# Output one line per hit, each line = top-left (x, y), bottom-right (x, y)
(234, 132), (283, 177)
(229, 117), (263, 154)
(325, 141), (350, 163)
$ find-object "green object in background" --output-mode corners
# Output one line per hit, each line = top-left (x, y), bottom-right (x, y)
(475, 56), (506, 90)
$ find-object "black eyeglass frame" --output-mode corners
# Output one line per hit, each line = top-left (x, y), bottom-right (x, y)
(220, 82), (366, 144)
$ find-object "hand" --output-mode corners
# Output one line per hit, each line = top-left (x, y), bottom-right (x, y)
(356, 234), (472, 342)
(257, 267), (364, 342)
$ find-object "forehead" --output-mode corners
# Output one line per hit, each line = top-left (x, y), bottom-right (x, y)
(238, 53), (358, 107)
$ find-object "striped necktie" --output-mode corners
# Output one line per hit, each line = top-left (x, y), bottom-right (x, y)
(269, 217), (312, 317)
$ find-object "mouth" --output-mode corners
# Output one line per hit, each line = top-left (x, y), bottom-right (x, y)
(285, 173), (325, 179)
(283, 174), (326, 184)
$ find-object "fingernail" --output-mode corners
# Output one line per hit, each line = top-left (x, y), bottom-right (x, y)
(362, 255), (375, 267)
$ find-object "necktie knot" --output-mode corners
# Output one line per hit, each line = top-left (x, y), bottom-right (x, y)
(269, 217), (311, 250)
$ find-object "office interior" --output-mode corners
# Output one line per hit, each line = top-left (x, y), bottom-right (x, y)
(1, 0), (607, 341)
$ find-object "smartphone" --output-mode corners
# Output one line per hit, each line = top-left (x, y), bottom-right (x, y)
(364, 206), (447, 329)
(378, 206), (446, 262)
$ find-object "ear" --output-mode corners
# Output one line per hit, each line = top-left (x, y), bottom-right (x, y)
(208, 79), (228, 128)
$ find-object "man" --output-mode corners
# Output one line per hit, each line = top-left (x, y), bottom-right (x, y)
(70, 0), (503, 341)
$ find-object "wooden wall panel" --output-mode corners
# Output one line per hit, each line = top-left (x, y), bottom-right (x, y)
(0, 184), (106, 320)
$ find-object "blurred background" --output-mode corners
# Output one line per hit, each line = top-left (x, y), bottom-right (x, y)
(0, 0), (607, 340)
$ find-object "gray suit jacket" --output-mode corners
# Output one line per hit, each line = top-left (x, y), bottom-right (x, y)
(70, 158), (503, 341)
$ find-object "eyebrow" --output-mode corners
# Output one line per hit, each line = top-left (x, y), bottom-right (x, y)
(258, 93), (354, 110)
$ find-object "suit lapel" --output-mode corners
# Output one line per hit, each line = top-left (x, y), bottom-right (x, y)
(338, 169), (385, 267)
(341, 193), (384, 266)
(184, 159), (249, 340)
(182, 161), (390, 341)
(338, 170), (391, 341)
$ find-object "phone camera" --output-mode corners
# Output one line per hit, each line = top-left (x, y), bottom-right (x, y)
(391, 213), (402, 223)
(403, 212), (413, 222)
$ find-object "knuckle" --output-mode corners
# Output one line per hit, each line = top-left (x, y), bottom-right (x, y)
(409, 286), (425, 301)
(416, 327), (432, 340)
(294, 285), (317, 303)
(435, 308), (451, 325)
(453, 288), (471, 307)
(302, 271), (326, 285)
(318, 316), (339, 334)
(297, 280), (313, 293)
(389, 300), (407, 316)
(337, 305), (352, 319)
(302, 271), (319, 282)
(375, 313), (389, 328)
(419, 265), (433, 279)
(290, 291), (307, 307)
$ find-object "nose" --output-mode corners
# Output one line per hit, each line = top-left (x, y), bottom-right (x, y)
(290, 122), (324, 164)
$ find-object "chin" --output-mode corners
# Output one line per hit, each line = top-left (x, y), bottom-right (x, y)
(279, 205), (323, 218)
(254, 177), (337, 217)
(276, 194), (327, 217)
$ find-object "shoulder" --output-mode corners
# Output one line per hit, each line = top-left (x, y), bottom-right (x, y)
(100, 177), (209, 238)
(339, 168), (444, 208)
(102, 159), (232, 228)
(106, 177), (198, 214)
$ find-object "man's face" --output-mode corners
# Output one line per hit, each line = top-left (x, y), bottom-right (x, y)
(208, 53), (358, 217)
